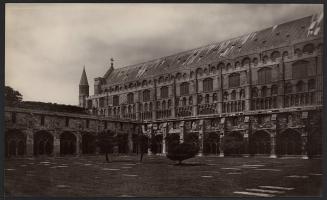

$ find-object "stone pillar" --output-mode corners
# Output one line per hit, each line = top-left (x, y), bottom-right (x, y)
(147, 125), (152, 155)
(301, 131), (309, 159)
(25, 129), (34, 156)
(162, 123), (167, 155)
(192, 94), (198, 116)
(171, 98), (176, 118)
(179, 121), (185, 143)
(128, 129), (133, 154)
(198, 120), (204, 156)
(53, 133), (60, 156)
(243, 131), (249, 157)
(75, 134), (81, 156)
(219, 133), (224, 157)
(270, 132), (277, 158)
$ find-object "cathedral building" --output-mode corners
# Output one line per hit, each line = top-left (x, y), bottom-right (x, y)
(81, 13), (324, 158)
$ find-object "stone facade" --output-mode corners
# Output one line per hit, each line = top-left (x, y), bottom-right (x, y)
(82, 13), (323, 158)
(4, 107), (141, 157)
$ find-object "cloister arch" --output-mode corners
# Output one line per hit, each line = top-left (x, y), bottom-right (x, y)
(82, 132), (96, 154)
(223, 131), (244, 156)
(5, 129), (26, 157)
(34, 130), (53, 156)
(60, 131), (76, 155)
(276, 129), (302, 155)
(249, 130), (271, 155)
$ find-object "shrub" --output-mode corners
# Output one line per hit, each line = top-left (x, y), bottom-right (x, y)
(166, 142), (199, 165)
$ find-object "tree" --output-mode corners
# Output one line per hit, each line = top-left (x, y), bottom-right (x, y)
(5, 86), (22, 106)
(97, 130), (116, 162)
(166, 133), (199, 165)
(166, 143), (199, 165)
(138, 134), (149, 162)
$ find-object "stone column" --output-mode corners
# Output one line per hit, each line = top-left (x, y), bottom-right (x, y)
(128, 129), (133, 154)
(270, 132), (277, 158)
(75, 133), (81, 156)
(243, 131), (249, 157)
(53, 132), (60, 156)
(147, 125), (152, 155)
(171, 98), (176, 118)
(198, 120), (204, 156)
(162, 123), (167, 155)
(192, 95), (198, 116)
(219, 133), (224, 157)
(25, 129), (34, 156)
(301, 131), (309, 159)
(179, 121), (185, 143)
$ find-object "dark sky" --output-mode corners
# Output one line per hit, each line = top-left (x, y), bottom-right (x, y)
(5, 3), (323, 105)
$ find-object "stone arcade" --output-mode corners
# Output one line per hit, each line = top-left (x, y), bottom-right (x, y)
(5, 13), (323, 158)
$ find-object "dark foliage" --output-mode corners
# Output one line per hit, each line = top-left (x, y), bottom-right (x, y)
(167, 142), (199, 165)
(5, 86), (22, 106)
(97, 130), (117, 162)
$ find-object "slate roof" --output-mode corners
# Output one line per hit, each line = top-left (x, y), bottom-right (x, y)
(102, 13), (323, 86)
(80, 67), (89, 86)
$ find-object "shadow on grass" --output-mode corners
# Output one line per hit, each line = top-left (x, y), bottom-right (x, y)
(171, 162), (207, 167)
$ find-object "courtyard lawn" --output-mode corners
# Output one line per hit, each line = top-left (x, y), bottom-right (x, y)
(5, 155), (322, 197)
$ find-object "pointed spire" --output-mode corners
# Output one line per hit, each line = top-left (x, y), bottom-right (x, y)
(79, 66), (89, 86)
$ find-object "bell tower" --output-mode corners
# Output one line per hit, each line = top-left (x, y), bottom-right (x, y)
(79, 66), (89, 108)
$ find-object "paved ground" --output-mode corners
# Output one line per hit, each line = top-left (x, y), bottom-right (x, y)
(4, 155), (323, 197)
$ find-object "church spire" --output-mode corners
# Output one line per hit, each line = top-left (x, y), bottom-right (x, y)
(79, 66), (89, 86)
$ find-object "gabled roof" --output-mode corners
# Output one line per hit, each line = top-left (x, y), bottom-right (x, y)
(102, 13), (323, 86)
(80, 67), (89, 86)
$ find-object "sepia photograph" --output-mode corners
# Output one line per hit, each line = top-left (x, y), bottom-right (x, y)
(4, 2), (324, 197)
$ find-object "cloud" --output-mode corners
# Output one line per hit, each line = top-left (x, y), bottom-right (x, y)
(5, 3), (323, 105)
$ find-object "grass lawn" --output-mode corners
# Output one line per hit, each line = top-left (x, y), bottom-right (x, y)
(4, 155), (323, 197)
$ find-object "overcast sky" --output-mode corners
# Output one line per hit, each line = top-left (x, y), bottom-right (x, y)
(5, 3), (323, 105)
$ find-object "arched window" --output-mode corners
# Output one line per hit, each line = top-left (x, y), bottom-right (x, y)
(156, 101), (161, 109)
(271, 51), (281, 62)
(235, 61), (240, 68)
(242, 57), (250, 67)
(229, 73), (240, 88)
(285, 83), (292, 94)
(292, 60), (308, 79)
(182, 98), (187, 106)
(205, 94), (210, 104)
(115, 86), (119, 91)
(213, 93), (218, 102)
(127, 93), (134, 104)
(303, 43), (314, 54)
(262, 55), (268, 64)
(231, 90), (236, 100)
(296, 81), (304, 92)
(239, 89), (245, 99)
(139, 104), (143, 112)
(282, 51), (289, 59)
(144, 103), (148, 112)
(189, 96), (193, 105)
(261, 86), (268, 97)
(295, 48), (302, 57)
(143, 90), (150, 102)
(226, 63), (232, 70)
(142, 80), (147, 87)
(308, 79), (316, 90)
(258, 67), (272, 84)
(113, 95), (119, 106)
(203, 78), (213, 92)
(218, 63), (225, 70)
(160, 86), (168, 98)
(159, 76), (164, 83)
(180, 82), (190, 95)
(168, 100), (172, 108)
(252, 87), (258, 98)
(223, 92), (228, 101)
(271, 85), (278, 95)
(196, 68), (203, 76)
(176, 73), (182, 80)
(197, 95), (203, 104)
